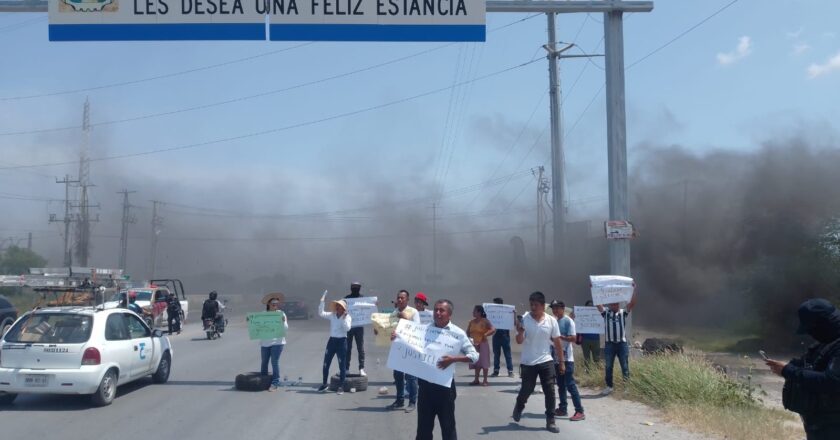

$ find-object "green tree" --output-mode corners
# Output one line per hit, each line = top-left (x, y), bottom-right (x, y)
(0, 246), (47, 275)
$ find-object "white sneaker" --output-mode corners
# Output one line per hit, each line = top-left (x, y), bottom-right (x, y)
(337, 389), (344, 395)
(359, 369), (367, 377)
(601, 387), (613, 396)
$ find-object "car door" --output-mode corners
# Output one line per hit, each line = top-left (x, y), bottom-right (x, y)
(125, 313), (155, 378)
(102, 313), (136, 385)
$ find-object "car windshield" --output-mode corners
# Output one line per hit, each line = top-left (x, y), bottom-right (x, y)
(111, 290), (153, 302)
(4, 313), (93, 344)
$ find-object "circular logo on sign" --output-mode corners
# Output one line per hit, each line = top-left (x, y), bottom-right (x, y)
(61, 0), (117, 12)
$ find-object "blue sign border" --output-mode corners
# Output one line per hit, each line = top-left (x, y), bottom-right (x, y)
(269, 24), (485, 42)
(49, 23), (267, 41)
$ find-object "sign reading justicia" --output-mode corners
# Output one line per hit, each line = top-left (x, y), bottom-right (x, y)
(49, 0), (485, 41)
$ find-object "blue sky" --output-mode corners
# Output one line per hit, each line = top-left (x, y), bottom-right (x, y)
(1, 0), (839, 272)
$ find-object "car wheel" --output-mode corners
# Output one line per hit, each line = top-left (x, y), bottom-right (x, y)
(91, 369), (118, 407)
(152, 352), (171, 384)
(0, 392), (17, 405)
(235, 372), (273, 392)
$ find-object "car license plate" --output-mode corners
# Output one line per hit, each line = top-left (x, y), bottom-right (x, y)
(24, 374), (49, 387)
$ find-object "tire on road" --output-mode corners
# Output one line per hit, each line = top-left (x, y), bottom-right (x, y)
(0, 392), (17, 405)
(329, 373), (368, 392)
(91, 368), (118, 407)
(235, 372), (273, 392)
(152, 352), (171, 384)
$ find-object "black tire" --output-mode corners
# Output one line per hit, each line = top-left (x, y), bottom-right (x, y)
(235, 372), (273, 392)
(152, 352), (171, 384)
(0, 392), (17, 405)
(1, 320), (12, 338)
(329, 373), (368, 392)
(91, 369), (118, 407)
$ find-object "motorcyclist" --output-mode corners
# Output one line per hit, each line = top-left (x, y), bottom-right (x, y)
(201, 291), (226, 334)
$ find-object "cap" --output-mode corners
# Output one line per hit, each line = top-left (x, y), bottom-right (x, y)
(549, 300), (565, 308)
(415, 292), (429, 305)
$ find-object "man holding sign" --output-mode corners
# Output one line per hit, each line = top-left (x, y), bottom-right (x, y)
(595, 284), (637, 395)
(389, 299), (477, 440)
(381, 290), (421, 412)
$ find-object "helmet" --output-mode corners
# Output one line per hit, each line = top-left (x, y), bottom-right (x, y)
(209, 291), (218, 300)
(129, 291), (138, 299)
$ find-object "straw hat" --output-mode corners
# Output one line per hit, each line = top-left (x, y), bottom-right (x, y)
(261, 292), (285, 305)
(327, 299), (348, 312)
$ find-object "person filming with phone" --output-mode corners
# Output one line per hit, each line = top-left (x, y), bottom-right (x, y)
(764, 298), (840, 440)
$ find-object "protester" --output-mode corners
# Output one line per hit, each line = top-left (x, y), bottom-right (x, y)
(415, 292), (429, 311)
(318, 291), (352, 395)
(596, 289), (637, 395)
(577, 300), (600, 371)
(490, 297), (515, 378)
(512, 291), (564, 433)
(764, 298), (840, 440)
(415, 299), (479, 440)
(259, 293), (289, 392)
(467, 305), (496, 386)
(166, 291), (182, 335)
(381, 289), (421, 412)
(550, 301), (585, 421)
(344, 281), (367, 377)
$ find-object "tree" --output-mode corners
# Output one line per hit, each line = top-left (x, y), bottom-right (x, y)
(0, 246), (47, 275)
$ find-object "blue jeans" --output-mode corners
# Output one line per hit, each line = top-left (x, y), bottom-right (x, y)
(556, 361), (584, 414)
(260, 344), (284, 386)
(492, 330), (513, 374)
(323, 337), (347, 386)
(604, 341), (630, 388)
(394, 370), (417, 404)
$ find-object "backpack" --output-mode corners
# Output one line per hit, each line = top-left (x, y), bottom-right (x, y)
(202, 299), (219, 319)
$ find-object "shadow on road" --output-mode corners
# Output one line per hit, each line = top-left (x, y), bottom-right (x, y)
(338, 406), (390, 413)
(478, 422), (546, 434)
(580, 393), (607, 400)
(166, 380), (234, 387)
(2, 379), (156, 411)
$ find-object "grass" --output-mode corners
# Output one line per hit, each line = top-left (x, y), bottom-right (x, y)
(577, 353), (801, 440)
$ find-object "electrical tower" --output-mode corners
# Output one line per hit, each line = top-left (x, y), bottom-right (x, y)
(534, 166), (551, 262)
(74, 98), (99, 267)
(118, 190), (137, 271)
(149, 201), (163, 279)
(49, 174), (80, 267)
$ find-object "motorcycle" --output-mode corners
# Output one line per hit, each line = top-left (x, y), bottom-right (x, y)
(203, 315), (227, 340)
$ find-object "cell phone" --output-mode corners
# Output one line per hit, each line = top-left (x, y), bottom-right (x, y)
(759, 350), (769, 361)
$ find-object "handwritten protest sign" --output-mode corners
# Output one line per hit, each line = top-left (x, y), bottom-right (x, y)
(573, 306), (604, 334)
(590, 275), (635, 306)
(346, 297), (378, 328)
(247, 311), (287, 340)
(372, 312), (399, 347)
(418, 310), (433, 326)
(387, 320), (462, 387)
(483, 303), (515, 330)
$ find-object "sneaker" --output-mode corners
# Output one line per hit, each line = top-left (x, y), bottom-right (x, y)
(490, 371), (500, 377)
(337, 389), (344, 395)
(554, 408), (568, 417)
(508, 371), (515, 378)
(570, 412), (586, 422)
(350, 388), (357, 393)
(601, 387), (613, 396)
(546, 419), (560, 433)
(387, 401), (405, 410)
(512, 405), (524, 422)
(268, 385), (279, 392)
(359, 369), (367, 377)
(405, 403), (416, 413)
(317, 384), (329, 393)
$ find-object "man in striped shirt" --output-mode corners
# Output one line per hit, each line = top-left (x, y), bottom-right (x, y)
(596, 289), (637, 395)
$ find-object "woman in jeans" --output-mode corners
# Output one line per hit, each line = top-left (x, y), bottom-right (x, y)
(260, 293), (289, 392)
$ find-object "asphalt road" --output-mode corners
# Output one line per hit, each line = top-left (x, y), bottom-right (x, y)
(0, 317), (695, 440)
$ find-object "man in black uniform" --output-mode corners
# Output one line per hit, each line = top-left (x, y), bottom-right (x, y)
(166, 292), (182, 335)
(344, 282), (366, 376)
(765, 298), (840, 440)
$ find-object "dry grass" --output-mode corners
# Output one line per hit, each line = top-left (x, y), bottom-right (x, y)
(577, 353), (802, 440)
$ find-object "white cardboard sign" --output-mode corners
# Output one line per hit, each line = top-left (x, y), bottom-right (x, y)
(386, 320), (462, 387)
(346, 297), (378, 327)
(590, 275), (635, 306)
(418, 310), (433, 326)
(573, 306), (604, 334)
(483, 303), (515, 330)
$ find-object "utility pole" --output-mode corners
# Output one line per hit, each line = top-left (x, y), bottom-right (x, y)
(534, 166), (551, 262)
(74, 99), (98, 267)
(118, 190), (137, 271)
(546, 13), (567, 264)
(50, 175), (80, 267)
(27, 232), (32, 251)
(149, 201), (163, 280)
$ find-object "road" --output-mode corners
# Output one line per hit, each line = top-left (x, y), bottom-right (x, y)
(0, 316), (711, 440)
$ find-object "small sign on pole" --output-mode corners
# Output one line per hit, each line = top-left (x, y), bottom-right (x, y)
(604, 220), (636, 239)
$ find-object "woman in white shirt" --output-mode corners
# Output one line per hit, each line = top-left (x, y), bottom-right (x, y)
(318, 292), (352, 394)
(261, 294), (289, 392)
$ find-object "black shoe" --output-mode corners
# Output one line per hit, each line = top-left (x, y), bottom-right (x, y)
(512, 405), (524, 422)
(547, 419), (559, 433)
(317, 384), (329, 392)
(387, 400), (405, 410)
(490, 371), (500, 377)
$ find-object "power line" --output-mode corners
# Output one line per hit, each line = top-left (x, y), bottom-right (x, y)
(0, 57), (544, 171)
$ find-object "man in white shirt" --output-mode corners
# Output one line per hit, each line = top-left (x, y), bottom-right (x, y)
(318, 292), (352, 394)
(512, 291), (564, 434)
(415, 299), (479, 440)
(382, 289), (422, 412)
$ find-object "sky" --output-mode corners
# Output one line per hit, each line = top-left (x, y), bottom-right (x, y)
(0, 0), (839, 283)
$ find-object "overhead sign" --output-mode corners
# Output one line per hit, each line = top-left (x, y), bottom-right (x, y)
(48, 0), (485, 41)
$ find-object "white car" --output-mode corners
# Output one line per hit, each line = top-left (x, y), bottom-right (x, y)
(0, 306), (173, 406)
